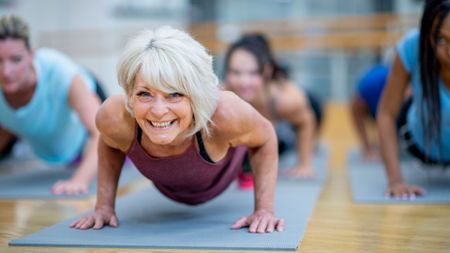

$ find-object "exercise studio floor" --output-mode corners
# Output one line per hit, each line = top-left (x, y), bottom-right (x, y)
(1, 103), (449, 253)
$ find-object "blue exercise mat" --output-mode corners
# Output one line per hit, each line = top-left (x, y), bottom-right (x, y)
(9, 175), (326, 250)
(0, 164), (142, 199)
(347, 149), (450, 203)
(9, 146), (330, 250)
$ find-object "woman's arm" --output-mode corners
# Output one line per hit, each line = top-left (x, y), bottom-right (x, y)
(350, 95), (376, 159)
(377, 53), (424, 198)
(214, 91), (283, 233)
(277, 84), (316, 178)
(71, 96), (132, 229)
(0, 125), (16, 157)
(52, 74), (101, 195)
(70, 135), (124, 229)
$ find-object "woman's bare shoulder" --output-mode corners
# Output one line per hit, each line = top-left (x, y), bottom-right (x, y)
(278, 80), (305, 96)
(209, 91), (258, 141)
(212, 91), (247, 125)
(271, 80), (309, 118)
(96, 94), (135, 151)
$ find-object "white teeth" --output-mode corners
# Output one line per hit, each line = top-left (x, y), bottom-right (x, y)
(151, 120), (173, 128)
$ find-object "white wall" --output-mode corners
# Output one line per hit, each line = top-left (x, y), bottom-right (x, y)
(0, 0), (424, 100)
(394, 0), (424, 14)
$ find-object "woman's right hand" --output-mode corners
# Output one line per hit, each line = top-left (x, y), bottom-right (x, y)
(283, 164), (315, 179)
(70, 207), (119, 230)
(385, 182), (425, 200)
(362, 148), (378, 161)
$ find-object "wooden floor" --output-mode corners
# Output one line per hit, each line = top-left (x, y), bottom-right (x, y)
(1, 103), (449, 253)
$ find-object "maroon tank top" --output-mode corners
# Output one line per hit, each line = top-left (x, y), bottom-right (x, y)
(126, 124), (247, 205)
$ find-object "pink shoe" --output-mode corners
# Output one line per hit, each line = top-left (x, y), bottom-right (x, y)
(238, 172), (254, 190)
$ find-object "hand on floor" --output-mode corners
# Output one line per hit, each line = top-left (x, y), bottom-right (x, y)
(231, 209), (284, 233)
(70, 207), (119, 230)
(385, 182), (425, 200)
(282, 165), (315, 179)
(51, 178), (89, 195)
(362, 149), (378, 161)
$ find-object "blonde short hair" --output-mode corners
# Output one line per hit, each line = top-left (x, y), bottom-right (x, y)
(0, 15), (30, 49)
(117, 26), (219, 137)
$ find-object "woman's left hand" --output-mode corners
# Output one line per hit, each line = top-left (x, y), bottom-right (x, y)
(231, 209), (284, 233)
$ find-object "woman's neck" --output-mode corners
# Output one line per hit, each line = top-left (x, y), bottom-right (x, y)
(249, 83), (282, 122)
(251, 89), (268, 108)
(141, 133), (193, 158)
(440, 67), (450, 91)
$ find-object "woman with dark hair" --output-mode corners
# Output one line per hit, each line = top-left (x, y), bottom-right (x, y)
(224, 34), (323, 179)
(378, 0), (450, 199)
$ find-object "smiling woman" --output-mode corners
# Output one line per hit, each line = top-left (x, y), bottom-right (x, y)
(70, 26), (284, 233)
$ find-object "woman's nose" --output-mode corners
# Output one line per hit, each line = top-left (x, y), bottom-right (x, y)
(150, 97), (169, 117)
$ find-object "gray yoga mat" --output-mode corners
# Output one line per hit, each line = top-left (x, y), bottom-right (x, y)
(9, 146), (329, 250)
(347, 149), (450, 203)
(0, 164), (142, 199)
(278, 142), (329, 184)
(10, 179), (323, 251)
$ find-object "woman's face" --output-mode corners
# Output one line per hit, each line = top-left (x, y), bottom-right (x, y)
(435, 13), (450, 70)
(226, 49), (264, 102)
(0, 38), (34, 94)
(130, 73), (194, 146)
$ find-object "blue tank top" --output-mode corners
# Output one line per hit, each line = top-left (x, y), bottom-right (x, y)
(357, 64), (389, 118)
(0, 48), (96, 164)
(397, 30), (450, 161)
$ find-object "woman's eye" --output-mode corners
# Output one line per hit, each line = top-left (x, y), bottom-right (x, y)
(250, 70), (260, 76)
(11, 57), (22, 63)
(437, 36), (447, 45)
(169, 92), (183, 98)
(230, 69), (240, 75)
(136, 91), (151, 97)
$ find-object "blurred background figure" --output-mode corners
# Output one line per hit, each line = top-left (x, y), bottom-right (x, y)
(223, 33), (323, 179)
(378, 0), (450, 199)
(350, 60), (412, 161)
(0, 15), (106, 195)
(350, 63), (389, 160)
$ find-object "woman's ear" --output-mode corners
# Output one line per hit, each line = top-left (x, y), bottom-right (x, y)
(263, 64), (274, 80)
(127, 94), (134, 107)
(123, 95), (136, 117)
(126, 93), (135, 109)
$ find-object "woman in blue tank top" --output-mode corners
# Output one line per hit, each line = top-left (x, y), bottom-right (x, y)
(0, 15), (104, 195)
(378, 0), (450, 199)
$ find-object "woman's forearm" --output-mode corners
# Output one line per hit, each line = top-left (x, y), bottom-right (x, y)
(95, 137), (125, 211)
(297, 110), (316, 168)
(377, 113), (403, 185)
(249, 123), (278, 212)
(0, 126), (16, 153)
(351, 98), (372, 152)
(71, 134), (99, 184)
